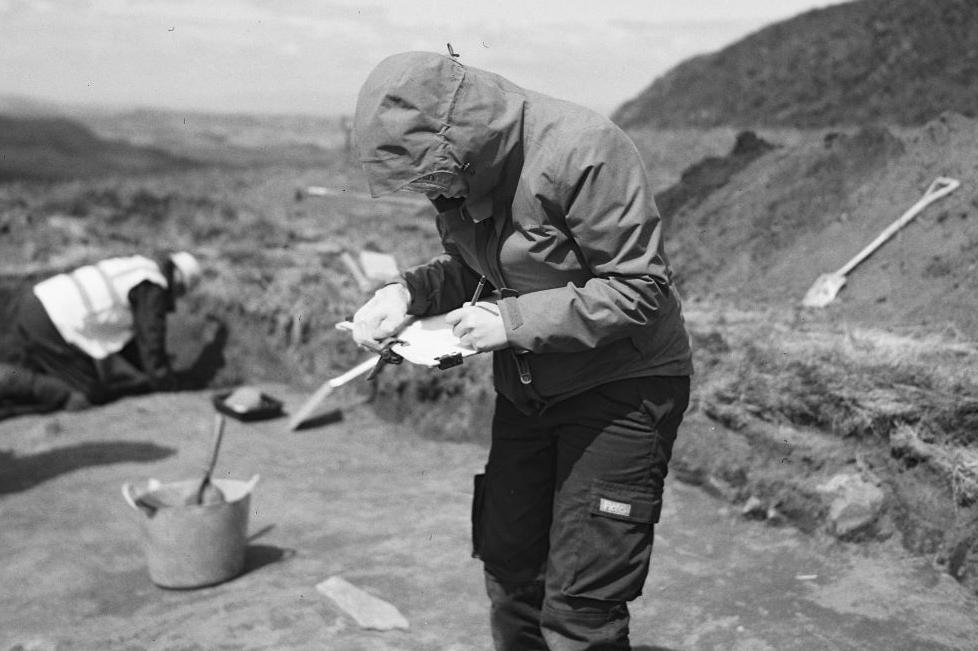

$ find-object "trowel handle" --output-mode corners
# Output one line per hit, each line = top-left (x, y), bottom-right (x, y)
(203, 413), (226, 478)
(328, 355), (383, 388)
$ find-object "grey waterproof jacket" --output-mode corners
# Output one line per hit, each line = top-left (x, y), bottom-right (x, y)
(355, 52), (692, 414)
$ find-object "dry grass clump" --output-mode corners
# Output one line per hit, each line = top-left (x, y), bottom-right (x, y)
(371, 356), (495, 445)
(696, 317), (978, 447)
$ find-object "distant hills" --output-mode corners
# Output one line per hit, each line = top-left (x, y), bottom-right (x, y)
(0, 94), (73, 118)
(0, 115), (194, 182)
(0, 94), (348, 180)
(612, 0), (978, 129)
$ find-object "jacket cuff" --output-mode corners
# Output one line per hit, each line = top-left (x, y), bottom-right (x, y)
(392, 276), (427, 316)
(498, 296), (526, 349)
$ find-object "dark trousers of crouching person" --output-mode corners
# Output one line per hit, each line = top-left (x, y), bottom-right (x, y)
(473, 375), (690, 650)
(11, 292), (157, 406)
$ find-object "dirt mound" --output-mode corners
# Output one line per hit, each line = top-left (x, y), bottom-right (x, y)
(655, 131), (777, 230)
(613, 0), (978, 129)
(658, 112), (978, 337)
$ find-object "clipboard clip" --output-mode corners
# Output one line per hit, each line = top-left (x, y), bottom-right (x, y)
(366, 338), (406, 381)
(434, 352), (464, 370)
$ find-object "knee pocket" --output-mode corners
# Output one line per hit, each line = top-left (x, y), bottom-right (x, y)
(560, 479), (660, 602)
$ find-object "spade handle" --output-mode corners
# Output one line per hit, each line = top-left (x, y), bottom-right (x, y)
(837, 176), (959, 276)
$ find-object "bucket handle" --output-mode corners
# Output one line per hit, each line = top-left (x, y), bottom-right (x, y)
(122, 482), (156, 517)
(122, 476), (258, 513)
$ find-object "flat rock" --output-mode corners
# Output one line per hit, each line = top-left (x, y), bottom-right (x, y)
(317, 575), (409, 631)
(817, 473), (886, 537)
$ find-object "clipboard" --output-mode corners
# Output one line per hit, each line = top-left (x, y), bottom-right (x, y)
(335, 314), (482, 369)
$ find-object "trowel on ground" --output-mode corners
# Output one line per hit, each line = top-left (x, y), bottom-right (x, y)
(287, 356), (381, 431)
(802, 176), (960, 308)
(288, 315), (417, 431)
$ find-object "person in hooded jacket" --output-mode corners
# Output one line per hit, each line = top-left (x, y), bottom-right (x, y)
(350, 51), (693, 650)
(0, 251), (202, 420)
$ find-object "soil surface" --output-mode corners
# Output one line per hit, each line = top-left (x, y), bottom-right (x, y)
(2, 387), (977, 651)
(2, 101), (977, 651)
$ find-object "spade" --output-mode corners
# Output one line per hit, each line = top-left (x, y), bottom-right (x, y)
(802, 176), (959, 307)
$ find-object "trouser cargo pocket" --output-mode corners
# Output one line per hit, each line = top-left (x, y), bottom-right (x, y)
(562, 479), (660, 602)
(471, 472), (486, 559)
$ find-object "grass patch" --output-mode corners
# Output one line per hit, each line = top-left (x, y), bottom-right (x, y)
(693, 314), (978, 447)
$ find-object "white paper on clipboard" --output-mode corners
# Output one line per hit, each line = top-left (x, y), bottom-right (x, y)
(336, 315), (482, 368)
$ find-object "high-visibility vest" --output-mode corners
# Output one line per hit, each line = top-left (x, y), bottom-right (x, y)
(33, 255), (168, 360)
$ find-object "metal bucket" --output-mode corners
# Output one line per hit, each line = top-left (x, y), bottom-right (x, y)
(122, 475), (259, 589)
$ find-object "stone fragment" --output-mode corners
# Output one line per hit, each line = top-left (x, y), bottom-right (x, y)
(316, 575), (409, 631)
(816, 473), (885, 537)
(741, 495), (766, 519)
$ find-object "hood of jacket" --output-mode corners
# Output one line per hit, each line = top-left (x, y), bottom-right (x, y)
(354, 51), (525, 207)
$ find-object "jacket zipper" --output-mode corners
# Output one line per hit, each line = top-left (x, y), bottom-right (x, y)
(481, 210), (534, 386)
(513, 353), (533, 384)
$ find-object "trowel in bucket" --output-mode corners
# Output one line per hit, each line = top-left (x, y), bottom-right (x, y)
(193, 413), (227, 505)
(801, 176), (960, 308)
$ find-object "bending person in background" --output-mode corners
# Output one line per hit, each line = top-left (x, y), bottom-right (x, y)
(0, 251), (202, 419)
(350, 51), (693, 650)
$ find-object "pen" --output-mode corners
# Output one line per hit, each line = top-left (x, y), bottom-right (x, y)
(470, 275), (487, 306)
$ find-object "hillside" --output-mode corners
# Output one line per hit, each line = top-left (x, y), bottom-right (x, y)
(655, 113), (978, 337)
(0, 115), (195, 182)
(612, 0), (978, 129)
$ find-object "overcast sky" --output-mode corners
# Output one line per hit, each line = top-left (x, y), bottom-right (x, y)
(1, 0), (851, 117)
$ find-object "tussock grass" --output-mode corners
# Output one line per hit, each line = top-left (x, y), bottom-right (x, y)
(693, 311), (978, 448)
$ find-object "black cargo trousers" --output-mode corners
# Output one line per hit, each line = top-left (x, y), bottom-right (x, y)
(472, 375), (690, 650)
(11, 291), (162, 405)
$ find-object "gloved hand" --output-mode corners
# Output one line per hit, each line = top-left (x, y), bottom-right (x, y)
(444, 301), (508, 352)
(352, 283), (411, 351)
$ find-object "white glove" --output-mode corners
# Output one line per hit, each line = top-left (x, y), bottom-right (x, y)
(352, 283), (411, 350)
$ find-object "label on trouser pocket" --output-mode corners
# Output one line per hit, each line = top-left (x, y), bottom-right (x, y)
(562, 480), (661, 602)
(598, 498), (632, 518)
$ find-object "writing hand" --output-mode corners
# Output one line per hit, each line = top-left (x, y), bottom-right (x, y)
(444, 302), (508, 352)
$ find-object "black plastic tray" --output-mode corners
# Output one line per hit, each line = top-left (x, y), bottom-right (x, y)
(212, 390), (284, 422)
